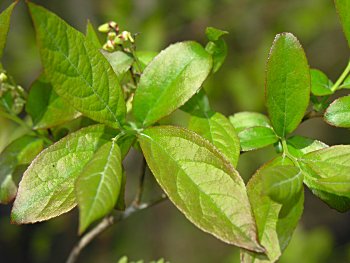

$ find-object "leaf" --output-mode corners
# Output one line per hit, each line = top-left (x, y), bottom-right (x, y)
(241, 157), (304, 263)
(299, 145), (350, 212)
(286, 135), (328, 158)
(26, 74), (81, 129)
(0, 2), (16, 59)
(262, 166), (303, 203)
(101, 50), (134, 77)
(205, 27), (228, 73)
(265, 33), (310, 137)
(11, 124), (118, 224)
(324, 95), (350, 128)
(28, 3), (126, 129)
(188, 111), (240, 167)
(138, 126), (263, 252)
(335, 0), (350, 47)
(316, 175), (350, 197)
(86, 20), (101, 48)
(229, 112), (272, 133)
(238, 126), (278, 152)
(133, 41), (212, 126)
(341, 74), (350, 89)
(0, 136), (44, 204)
(180, 89), (211, 116)
(76, 140), (123, 233)
(310, 69), (333, 96)
(135, 51), (158, 69)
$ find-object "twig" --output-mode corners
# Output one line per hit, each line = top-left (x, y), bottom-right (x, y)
(66, 195), (167, 263)
(302, 110), (323, 122)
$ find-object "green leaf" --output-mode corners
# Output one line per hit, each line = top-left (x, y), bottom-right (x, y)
(135, 51), (158, 69)
(335, 0), (350, 47)
(324, 95), (350, 128)
(180, 89), (211, 116)
(188, 111), (240, 167)
(28, 3), (126, 129)
(26, 74), (81, 129)
(138, 126), (263, 252)
(310, 69), (333, 96)
(241, 157), (304, 262)
(265, 33), (310, 137)
(86, 20), (101, 48)
(133, 41), (212, 126)
(262, 166), (303, 203)
(238, 126), (278, 152)
(101, 50), (134, 77)
(229, 112), (272, 133)
(0, 136), (44, 204)
(286, 135), (328, 158)
(205, 27), (228, 73)
(341, 74), (350, 89)
(0, 2), (16, 59)
(76, 140), (123, 233)
(299, 145), (350, 212)
(11, 124), (118, 224)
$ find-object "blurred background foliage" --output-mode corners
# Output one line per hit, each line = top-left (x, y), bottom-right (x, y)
(0, 0), (350, 262)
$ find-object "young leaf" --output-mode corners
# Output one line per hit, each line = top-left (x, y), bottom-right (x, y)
(26, 74), (81, 129)
(238, 126), (278, 152)
(0, 136), (44, 204)
(310, 69), (333, 96)
(205, 27), (228, 73)
(86, 20), (101, 48)
(229, 112), (272, 133)
(28, 3), (126, 129)
(0, 2), (16, 59)
(265, 33), (310, 137)
(324, 95), (350, 128)
(76, 140), (123, 233)
(138, 126), (263, 252)
(11, 124), (118, 224)
(286, 135), (328, 158)
(334, 0), (350, 47)
(101, 50), (134, 77)
(135, 51), (158, 70)
(180, 89), (211, 116)
(188, 111), (240, 167)
(262, 165), (303, 203)
(241, 157), (304, 262)
(133, 41), (212, 127)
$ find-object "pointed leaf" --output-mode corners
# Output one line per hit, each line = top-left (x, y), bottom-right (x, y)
(324, 95), (350, 128)
(133, 41), (212, 126)
(28, 3), (126, 129)
(11, 125), (118, 223)
(138, 126), (263, 252)
(265, 33), (310, 137)
(76, 141), (123, 233)
(286, 135), (328, 158)
(310, 69), (333, 96)
(0, 136), (44, 204)
(205, 27), (228, 73)
(229, 112), (272, 133)
(86, 20), (101, 48)
(101, 50), (134, 77)
(26, 74), (81, 129)
(180, 89), (211, 117)
(0, 2), (16, 59)
(188, 111), (240, 167)
(335, 0), (350, 47)
(241, 157), (304, 263)
(238, 126), (278, 152)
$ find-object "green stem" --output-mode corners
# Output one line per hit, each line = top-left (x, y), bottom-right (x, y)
(330, 59), (350, 92)
(281, 138), (299, 166)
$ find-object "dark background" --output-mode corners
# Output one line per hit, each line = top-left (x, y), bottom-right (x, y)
(0, 0), (349, 262)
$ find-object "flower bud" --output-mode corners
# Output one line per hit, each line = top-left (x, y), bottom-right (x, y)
(0, 72), (8, 82)
(102, 40), (115, 52)
(98, 23), (110, 33)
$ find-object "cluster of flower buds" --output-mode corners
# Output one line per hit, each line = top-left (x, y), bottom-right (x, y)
(98, 21), (134, 52)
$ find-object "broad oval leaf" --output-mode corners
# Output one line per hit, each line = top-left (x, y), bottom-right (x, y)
(28, 3), (126, 129)
(265, 33), (310, 137)
(238, 126), (278, 152)
(188, 111), (240, 167)
(76, 140), (123, 233)
(335, 0), (350, 47)
(324, 95), (350, 128)
(241, 157), (304, 263)
(26, 74), (81, 129)
(0, 2), (16, 59)
(286, 135), (328, 158)
(133, 41), (212, 126)
(0, 136), (44, 204)
(310, 69), (333, 96)
(11, 124), (118, 224)
(229, 112), (272, 133)
(138, 126), (263, 252)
